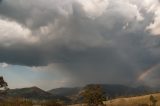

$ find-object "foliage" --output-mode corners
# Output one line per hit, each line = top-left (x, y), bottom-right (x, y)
(81, 84), (106, 106)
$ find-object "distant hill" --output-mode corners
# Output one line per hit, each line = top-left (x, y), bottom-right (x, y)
(6, 86), (70, 102)
(48, 87), (81, 97)
(7, 86), (52, 100)
(0, 84), (158, 103)
(48, 87), (82, 103)
(48, 84), (158, 103)
(96, 84), (154, 97)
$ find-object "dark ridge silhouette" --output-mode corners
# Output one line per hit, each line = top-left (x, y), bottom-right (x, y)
(48, 87), (81, 97)
(6, 86), (71, 102)
(0, 84), (159, 103)
(48, 84), (159, 103)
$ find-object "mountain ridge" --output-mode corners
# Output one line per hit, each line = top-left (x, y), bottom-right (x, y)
(0, 84), (159, 103)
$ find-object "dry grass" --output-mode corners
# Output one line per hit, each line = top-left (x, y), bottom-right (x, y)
(0, 98), (33, 106)
(1, 93), (160, 106)
(69, 93), (160, 106)
(0, 98), (63, 106)
(104, 93), (160, 106)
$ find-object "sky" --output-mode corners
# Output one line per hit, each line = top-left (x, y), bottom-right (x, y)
(0, 0), (160, 90)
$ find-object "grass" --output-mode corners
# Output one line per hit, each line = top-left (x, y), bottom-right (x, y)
(104, 93), (160, 106)
(69, 93), (160, 106)
(0, 98), (33, 106)
(0, 98), (63, 106)
(0, 93), (160, 106)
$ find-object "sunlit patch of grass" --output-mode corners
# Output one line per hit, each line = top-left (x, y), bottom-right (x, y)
(104, 93), (160, 106)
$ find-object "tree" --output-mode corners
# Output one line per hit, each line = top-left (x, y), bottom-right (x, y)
(150, 95), (157, 106)
(81, 84), (106, 106)
(0, 76), (9, 94)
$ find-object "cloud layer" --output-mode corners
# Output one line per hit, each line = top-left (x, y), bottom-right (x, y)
(0, 0), (160, 87)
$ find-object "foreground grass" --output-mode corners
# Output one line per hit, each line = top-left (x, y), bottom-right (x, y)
(1, 93), (160, 106)
(69, 93), (160, 106)
(104, 93), (160, 106)
(0, 98), (33, 106)
(0, 98), (63, 106)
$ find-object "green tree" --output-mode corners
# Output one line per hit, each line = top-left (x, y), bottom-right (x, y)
(81, 84), (106, 106)
(0, 76), (9, 95)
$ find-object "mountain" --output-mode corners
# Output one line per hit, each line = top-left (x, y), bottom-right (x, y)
(48, 87), (81, 103)
(0, 84), (158, 103)
(48, 84), (158, 103)
(48, 87), (81, 97)
(96, 84), (154, 97)
(6, 86), (70, 102)
(83, 84), (156, 98)
(7, 86), (52, 100)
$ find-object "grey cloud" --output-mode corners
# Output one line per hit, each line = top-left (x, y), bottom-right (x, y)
(0, 0), (61, 30)
(0, 0), (160, 86)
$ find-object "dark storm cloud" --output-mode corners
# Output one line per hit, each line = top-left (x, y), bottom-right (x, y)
(0, 0), (160, 86)
(0, 0), (61, 30)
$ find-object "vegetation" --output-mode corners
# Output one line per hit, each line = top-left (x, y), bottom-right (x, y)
(81, 84), (106, 106)
(104, 93), (160, 106)
(41, 100), (63, 106)
(0, 78), (159, 106)
(0, 98), (64, 106)
(0, 76), (9, 94)
(0, 98), (33, 106)
(150, 95), (157, 106)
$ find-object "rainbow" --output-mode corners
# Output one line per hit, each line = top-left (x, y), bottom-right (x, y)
(137, 64), (160, 81)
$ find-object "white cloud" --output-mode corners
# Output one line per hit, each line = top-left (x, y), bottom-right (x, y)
(142, 0), (159, 12)
(110, 0), (144, 21)
(146, 7), (160, 35)
(0, 19), (38, 47)
(135, 0), (160, 35)
(78, 0), (109, 18)
(0, 62), (9, 68)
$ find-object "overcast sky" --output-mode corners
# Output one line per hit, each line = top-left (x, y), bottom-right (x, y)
(0, 0), (160, 90)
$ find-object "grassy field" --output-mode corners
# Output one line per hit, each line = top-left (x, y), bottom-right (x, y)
(0, 93), (160, 106)
(68, 93), (160, 106)
(104, 93), (160, 106)
(0, 98), (63, 106)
